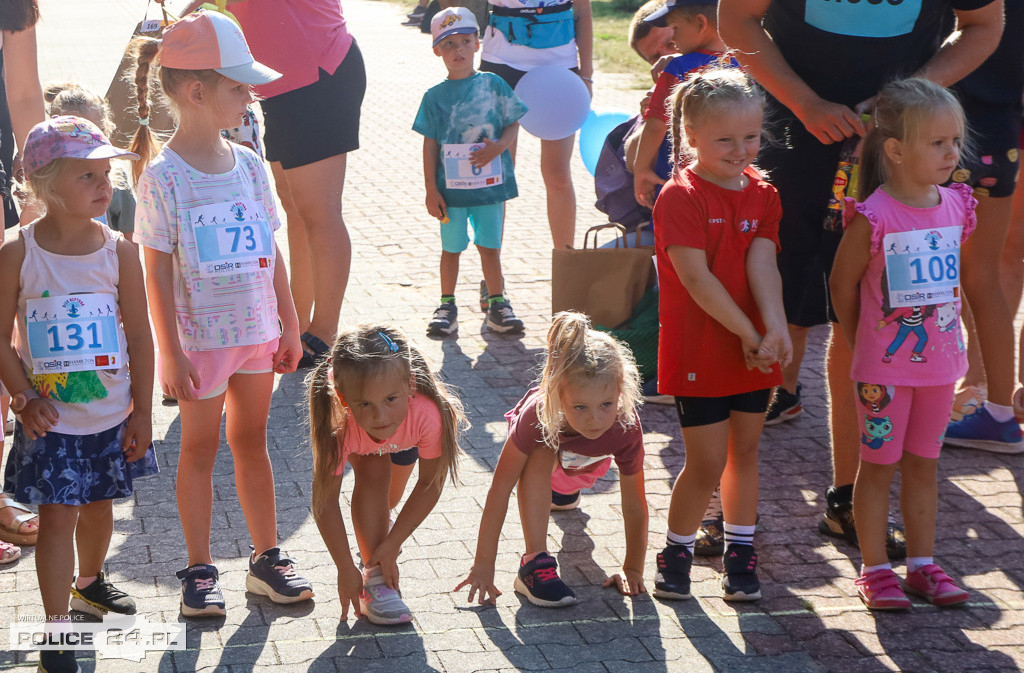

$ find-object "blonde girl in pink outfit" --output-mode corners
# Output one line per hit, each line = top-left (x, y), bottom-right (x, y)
(131, 11), (309, 618)
(309, 325), (465, 625)
(831, 78), (974, 611)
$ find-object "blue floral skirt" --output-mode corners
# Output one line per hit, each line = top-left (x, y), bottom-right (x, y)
(3, 418), (159, 505)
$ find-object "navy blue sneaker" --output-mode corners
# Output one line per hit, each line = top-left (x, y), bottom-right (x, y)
(38, 649), (79, 673)
(513, 552), (576, 607)
(175, 563), (226, 618)
(722, 544), (761, 601)
(654, 544), (692, 600)
(246, 546), (314, 604)
(944, 406), (1024, 454)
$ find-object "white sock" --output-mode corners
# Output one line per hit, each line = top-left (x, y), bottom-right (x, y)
(723, 522), (756, 547)
(861, 562), (892, 576)
(666, 529), (697, 554)
(906, 556), (933, 572)
(984, 401), (1015, 423)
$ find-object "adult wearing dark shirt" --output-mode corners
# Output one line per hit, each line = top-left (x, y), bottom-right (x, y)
(718, 0), (1003, 556)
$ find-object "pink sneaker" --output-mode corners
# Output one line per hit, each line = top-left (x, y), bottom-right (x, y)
(904, 564), (969, 607)
(855, 568), (910, 610)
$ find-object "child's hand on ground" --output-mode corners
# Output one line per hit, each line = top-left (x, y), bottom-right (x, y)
(469, 138), (503, 168)
(337, 562), (363, 621)
(366, 539), (402, 590)
(454, 564), (501, 605)
(121, 412), (152, 463)
(20, 397), (59, 440)
(162, 351), (201, 402)
(602, 568), (647, 596)
(1013, 387), (1024, 423)
(425, 187), (447, 222)
(273, 327), (302, 374)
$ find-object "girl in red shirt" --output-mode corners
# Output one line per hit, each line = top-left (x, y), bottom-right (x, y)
(652, 67), (791, 602)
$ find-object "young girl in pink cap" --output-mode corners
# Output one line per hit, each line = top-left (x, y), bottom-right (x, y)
(0, 115), (156, 673)
(130, 10), (309, 618)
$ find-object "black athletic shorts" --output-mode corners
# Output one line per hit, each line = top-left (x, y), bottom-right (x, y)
(479, 59), (579, 90)
(954, 96), (1022, 199)
(674, 389), (773, 428)
(259, 40), (366, 169)
(760, 104), (845, 327)
(390, 446), (419, 466)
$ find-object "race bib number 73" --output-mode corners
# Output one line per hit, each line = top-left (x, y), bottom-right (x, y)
(189, 199), (273, 278)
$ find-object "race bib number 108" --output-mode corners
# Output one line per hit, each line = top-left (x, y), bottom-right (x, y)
(883, 226), (961, 308)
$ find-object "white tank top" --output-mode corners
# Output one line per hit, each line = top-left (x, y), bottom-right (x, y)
(15, 223), (133, 435)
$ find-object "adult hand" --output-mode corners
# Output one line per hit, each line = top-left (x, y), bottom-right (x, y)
(650, 54), (674, 82)
(793, 96), (866, 144)
(634, 167), (666, 209)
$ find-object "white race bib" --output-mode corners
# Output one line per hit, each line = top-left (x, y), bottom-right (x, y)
(442, 143), (503, 190)
(189, 199), (273, 278)
(26, 293), (124, 373)
(883, 226), (961, 308)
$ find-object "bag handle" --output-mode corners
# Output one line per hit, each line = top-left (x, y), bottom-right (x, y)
(583, 223), (626, 250)
(634, 222), (650, 248)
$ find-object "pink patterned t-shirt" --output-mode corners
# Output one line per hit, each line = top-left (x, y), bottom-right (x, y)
(843, 183), (976, 387)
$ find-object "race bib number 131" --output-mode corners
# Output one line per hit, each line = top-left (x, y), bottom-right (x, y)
(26, 293), (123, 373)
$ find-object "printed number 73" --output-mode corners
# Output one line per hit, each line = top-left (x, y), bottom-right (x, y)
(225, 225), (258, 253)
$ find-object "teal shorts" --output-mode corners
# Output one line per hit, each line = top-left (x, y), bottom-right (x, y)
(441, 203), (504, 252)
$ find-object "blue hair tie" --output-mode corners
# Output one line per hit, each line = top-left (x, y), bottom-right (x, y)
(378, 331), (399, 353)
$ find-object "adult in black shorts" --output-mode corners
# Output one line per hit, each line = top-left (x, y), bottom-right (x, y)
(943, 2), (1024, 454)
(224, 0), (367, 364)
(719, 0), (1003, 555)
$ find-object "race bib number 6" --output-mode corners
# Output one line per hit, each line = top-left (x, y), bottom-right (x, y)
(883, 226), (961, 309)
(26, 293), (123, 373)
(442, 143), (504, 190)
(189, 199), (273, 277)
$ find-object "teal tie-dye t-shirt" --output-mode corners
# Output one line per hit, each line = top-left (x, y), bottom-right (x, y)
(413, 72), (528, 208)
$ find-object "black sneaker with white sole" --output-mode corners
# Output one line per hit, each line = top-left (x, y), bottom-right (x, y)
(38, 649), (79, 673)
(69, 572), (136, 616)
(764, 384), (802, 425)
(653, 544), (692, 600)
(175, 563), (226, 618)
(722, 543), (761, 601)
(427, 302), (458, 336)
(486, 300), (524, 333)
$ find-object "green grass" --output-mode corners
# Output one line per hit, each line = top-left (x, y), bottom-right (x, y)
(591, 0), (647, 80)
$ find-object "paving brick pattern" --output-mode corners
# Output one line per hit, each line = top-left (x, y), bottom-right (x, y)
(2, 1), (1024, 671)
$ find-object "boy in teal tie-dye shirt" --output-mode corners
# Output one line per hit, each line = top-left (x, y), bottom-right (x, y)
(413, 7), (528, 337)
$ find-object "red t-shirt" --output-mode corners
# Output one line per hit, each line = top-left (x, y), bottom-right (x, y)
(505, 388), (645, 476)
(654, 166), (783, 397)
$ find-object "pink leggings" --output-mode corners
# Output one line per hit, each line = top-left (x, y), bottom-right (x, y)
(853, 382), (955, 465)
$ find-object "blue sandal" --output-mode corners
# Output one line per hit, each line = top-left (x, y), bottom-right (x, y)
(298, 332), (331, 369)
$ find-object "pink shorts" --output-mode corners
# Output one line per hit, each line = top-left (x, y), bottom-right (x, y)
(551, 457), (612, 495)
(172, 339), (279, 400)
(853, 382), (955, 465)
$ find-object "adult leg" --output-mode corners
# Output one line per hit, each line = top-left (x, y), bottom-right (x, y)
(516, 448), (557, 555)
(272, 154), (352, 345)
(36, 504), (78, 618)
(224, 372), (277, 555)
(270, 162), (314, 333)
(1000, 164), (1024, 314)
(780, 325), (808, 395)
(176, 394), (228, 566)
(540, 136), (576, 249)
(961, 194), (1016, 407)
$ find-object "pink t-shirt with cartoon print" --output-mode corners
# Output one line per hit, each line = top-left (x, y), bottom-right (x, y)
(334, 394), (442, 473)
(844, 183), (976, 387)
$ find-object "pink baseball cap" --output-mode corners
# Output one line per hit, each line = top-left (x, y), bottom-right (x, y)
(160, 10), (281, 85)
(23, 116), (139, 177)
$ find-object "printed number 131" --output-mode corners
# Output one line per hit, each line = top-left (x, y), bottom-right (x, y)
(47, 323), (100, 352)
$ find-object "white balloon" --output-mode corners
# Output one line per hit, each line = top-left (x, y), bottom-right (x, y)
(514, 66), (591, 141)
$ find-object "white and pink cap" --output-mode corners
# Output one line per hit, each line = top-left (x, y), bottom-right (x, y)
(160, 10), (281, 85)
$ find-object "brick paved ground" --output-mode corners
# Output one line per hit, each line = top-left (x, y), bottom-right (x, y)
(2, 1), (1024, 671)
